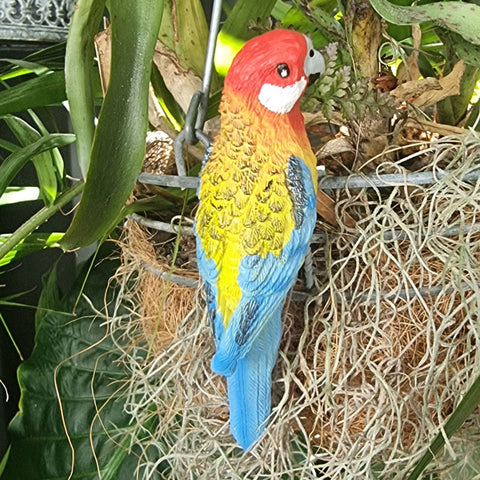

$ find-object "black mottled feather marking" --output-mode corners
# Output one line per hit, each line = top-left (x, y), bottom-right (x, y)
(201, 145), (213, 169)
(287, 156), (309, 228)
(204, 282), (217, 337)
(235, 300), (259, 346)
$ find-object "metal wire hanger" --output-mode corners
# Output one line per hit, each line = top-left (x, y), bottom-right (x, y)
(173, 0), (223, 177)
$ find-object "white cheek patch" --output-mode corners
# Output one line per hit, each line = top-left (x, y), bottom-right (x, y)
(258, 76), (307, 114)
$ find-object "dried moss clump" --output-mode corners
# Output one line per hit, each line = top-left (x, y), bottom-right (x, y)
(110, 131), (480, 479)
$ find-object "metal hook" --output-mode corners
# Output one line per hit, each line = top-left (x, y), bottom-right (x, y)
(174, 0), (222, 177)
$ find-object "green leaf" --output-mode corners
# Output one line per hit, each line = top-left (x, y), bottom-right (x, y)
(121, 195), (176, 217)
(0, 186), (40, 205)
(406, 372), (480, 480)
(280, 5), (331, 46)
(0, 138), (20, 153)
(0, 43), (67, 77)
(150, 65), (184, 131)
(0, 312), (24, 360)
(0, 133), (75, 200)
(272, 0), (291, 19)
(158, 0), (214, 84)
(0, 181), (83, 265)
(369, 0), (480, 46)
(60, 0), (165, 250)
(27, 109), (66, 188)
(290, 0), (345, 46)
(0, 71), (66, 115)
(206, 88), (221, 121)
(3, 115), (58, 205)
(0, 59), (50, 79)
(65, 0), (106, 179)
(214, 0), (277, 75)
(0, 233), (63, 267)
(0, 446), (9, 476)
(1, 250), (140, 479)
(445, 31), (480, 67)
(35, 264), (62, 330)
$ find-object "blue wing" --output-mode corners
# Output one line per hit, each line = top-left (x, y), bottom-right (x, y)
(211, 156), (317, 376)
(195, 155), (317, 450)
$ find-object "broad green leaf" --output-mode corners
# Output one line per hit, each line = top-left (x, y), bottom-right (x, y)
(0, 233), (63, 267)
(369, 0), (480, 46)
(272, 0), (292, 19)
(0, 133), (75, 200)
(445, 31), (480, 67)
(65, 0), (106, 178)
(3, 115), (58, 205)
(1, 251), (141, 479)
(0, 71), (66, 115)
(0, 186), (40, 205)
(406, 372), (480, 480)
(60, 0), (164, 249)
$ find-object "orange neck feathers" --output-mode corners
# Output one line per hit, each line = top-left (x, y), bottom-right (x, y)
(215, 86), (317, 187)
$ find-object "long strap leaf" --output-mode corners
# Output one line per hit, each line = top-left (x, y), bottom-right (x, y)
(3, 115), (58, 205)
(61, 0), (164, 250)
(0, 133), (75, 199)
(0, 181), (83, 264)
(0, 71), (66, 115)
(65, 0), (106, 178)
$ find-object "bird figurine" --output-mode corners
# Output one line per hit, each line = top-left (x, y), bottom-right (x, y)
(194, 29), (325, 450)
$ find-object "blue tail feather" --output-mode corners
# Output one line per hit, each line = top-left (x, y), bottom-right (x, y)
(226, 308), (282, 450)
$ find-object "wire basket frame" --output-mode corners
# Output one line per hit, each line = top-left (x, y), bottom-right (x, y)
(0, 0), (75, 43)
(114, 130), (480, 479)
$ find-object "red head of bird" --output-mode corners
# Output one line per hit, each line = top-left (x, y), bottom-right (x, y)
(224, 30), (325, 117)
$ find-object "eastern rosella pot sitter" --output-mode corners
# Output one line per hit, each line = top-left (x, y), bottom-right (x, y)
(194, 29), (325, 450)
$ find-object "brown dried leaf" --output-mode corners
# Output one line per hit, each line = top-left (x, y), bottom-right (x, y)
(316, 190), (356, 229)
(390, 77), (441, 102)
(318, 137), (354, 159)
(153, 42), (202, 114)
(412, 60), (465, 109)
(94, 28), (111, 95)
(396, 25), (421, 83)
(404, 118), (468, 137)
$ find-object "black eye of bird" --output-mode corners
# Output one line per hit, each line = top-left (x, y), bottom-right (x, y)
(309, 49), (315, 58)
(276, 63), (289, 78)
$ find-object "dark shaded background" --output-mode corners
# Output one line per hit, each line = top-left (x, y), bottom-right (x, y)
(0, 89), (80, 459)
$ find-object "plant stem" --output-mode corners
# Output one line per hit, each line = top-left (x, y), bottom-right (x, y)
(0, 313), (24, 360)
(0, 181), (84, 262)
